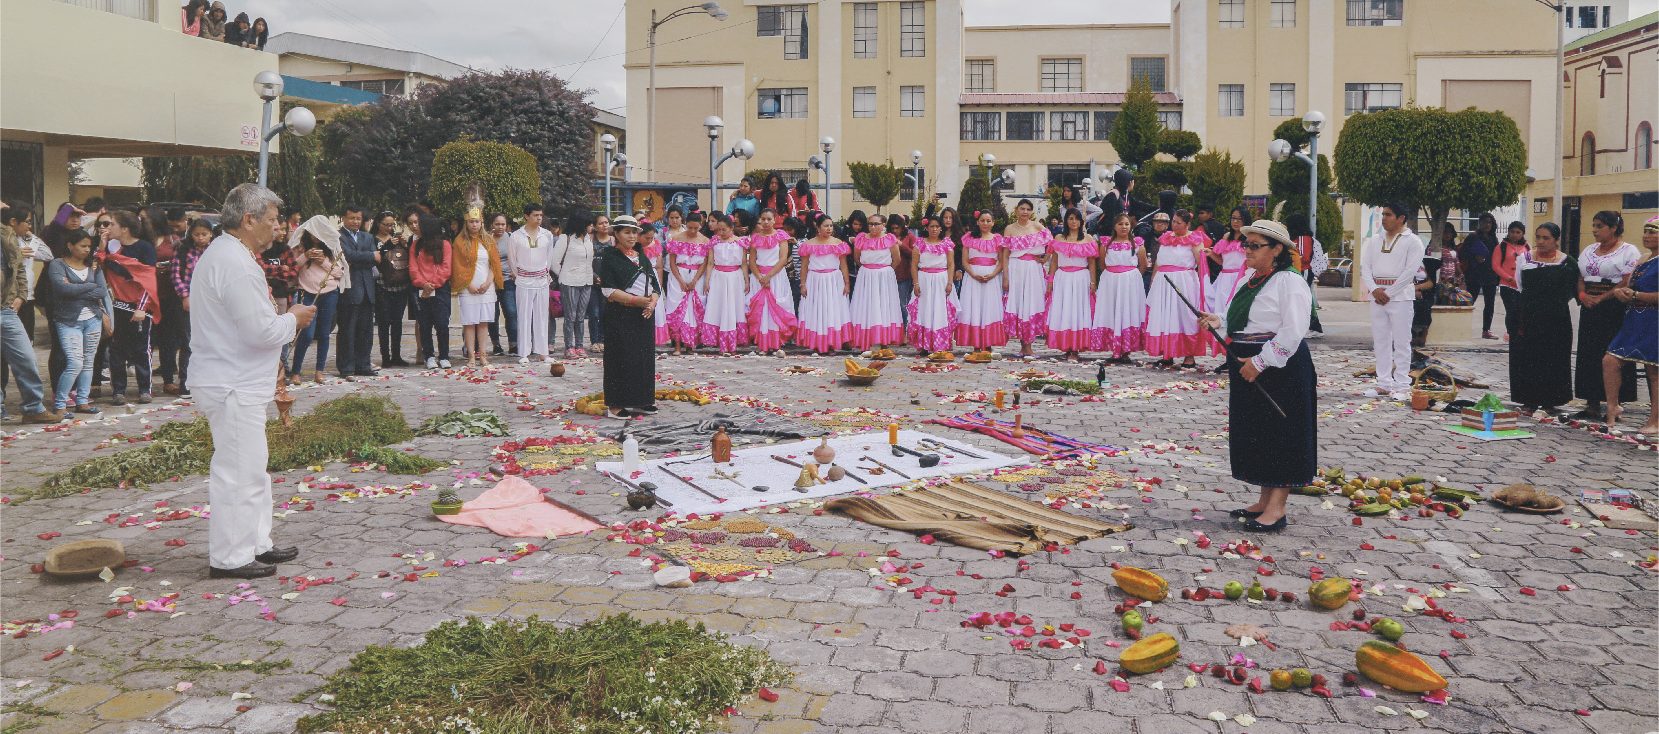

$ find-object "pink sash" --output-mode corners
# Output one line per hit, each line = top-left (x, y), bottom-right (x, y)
(712, 264), (742, 272)
(920, 266), (948, 274)
(1104, 265), (1138, 273)
(967, 257), (997, 266)
(860, 262), (891, 269)
(1058, 266), (1088, 273)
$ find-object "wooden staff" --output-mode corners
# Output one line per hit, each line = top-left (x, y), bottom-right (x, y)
(1162, 274), (1286, 418)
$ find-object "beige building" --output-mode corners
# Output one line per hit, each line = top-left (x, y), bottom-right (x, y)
(1172, 0), (1561, 201)
(1527, 11), (1657, 250)
(1, 0), (275, 216)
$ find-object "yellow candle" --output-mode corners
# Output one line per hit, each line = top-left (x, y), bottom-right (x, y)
(887, 423), (899, 445)
(994, 389), (1006, 410)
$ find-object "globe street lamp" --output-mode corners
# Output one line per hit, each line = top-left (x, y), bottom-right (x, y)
(980, 152), (997, 188)
(1269, 110), (1324, 241)
(902, 150), (924, 202)
(254, 70), (315, 188)
(705, 116), (754, 213)
(649, 2), (727, 179)
(600, 133), (618, 218)
(818, 136), (836, 219)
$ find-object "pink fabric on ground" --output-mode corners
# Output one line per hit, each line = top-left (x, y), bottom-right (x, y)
(438, 476), (602, 538)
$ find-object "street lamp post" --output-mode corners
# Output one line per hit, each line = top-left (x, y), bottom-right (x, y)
(1269, 110), (1324, 239)
(649, 2), (727, 180)
(600, 133), (617, 218)
(980, 152), (996, 188)
(819, 137), (835, 219)
(705, 116), (755, 213)
(253, 71), (315, 188)
(907, 149), (923, 201)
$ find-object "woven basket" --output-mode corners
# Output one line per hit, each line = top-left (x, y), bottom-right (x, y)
(1412, 365), (1458, 403)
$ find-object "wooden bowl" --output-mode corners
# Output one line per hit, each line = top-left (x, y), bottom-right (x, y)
(846, 374), (881, 386)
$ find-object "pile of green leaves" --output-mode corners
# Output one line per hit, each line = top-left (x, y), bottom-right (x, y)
(299, 615), (791, 734)
(1023, 378), (1102, 395)
(416, 408), (510, 438)
(38, 395), (437, 499)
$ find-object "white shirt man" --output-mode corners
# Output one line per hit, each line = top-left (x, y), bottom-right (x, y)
(191, 184), (315, 578)
(504, 206), (554, 362)
(1358, 204), (1426, 399)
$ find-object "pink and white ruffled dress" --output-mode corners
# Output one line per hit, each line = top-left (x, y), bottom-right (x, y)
(745, 230), (797, 352)
(1044, 238), (1095, 352)
(664, 239), (707, 347)
(956, 233), (1007, 348)
(644, 241), (669, 345)
(1002, 229), (1052, 342)
(906, 239), (958, 352)
(699, 236), (750, 352)
(1143, 230), (1218, 359)
(1208, 237), (1250, 314)
(1091, 237), (1146, 354)
(849, 233), (904, 350)
(796, 240), (852, 353)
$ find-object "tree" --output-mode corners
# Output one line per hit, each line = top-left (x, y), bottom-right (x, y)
(1266, 116), (1342, 250)
(1157, 129), (1203, 160)
(1141, 160), (1188, 190)
(1334, 107), (1527, 252)
(142, 103), (323, 213)
(422, 69), (598, 213)
(957, 165), (1008, 227)
(1185, 148), (1247, 215)
(909, 176), (936, 224)
(321, 96), (437, 213)
(847, 161), (903, 213)
(1110, 79), (1161, 171)
(428, 139), (542, 219)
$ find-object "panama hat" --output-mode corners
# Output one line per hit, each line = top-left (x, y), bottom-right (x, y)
(611, 215), (642, 231)
(1240, 219), (1295, 249)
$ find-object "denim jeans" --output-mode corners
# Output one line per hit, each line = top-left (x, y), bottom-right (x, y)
(587, 284), (605, 344)
(895, 278), (914, 327)
(290, 289), (340, 375)
(53, 317), (101, 410)
(0, 307), (46, 414)
(108, 310), (152, 396)
(488, 279), (517, 350)
(559, 284), (592, 350)
(414, 290), (451, 360)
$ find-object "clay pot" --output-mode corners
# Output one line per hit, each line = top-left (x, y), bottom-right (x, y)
(1410, 391), (1430, 411)
(550, 362), (566, 377)
(812, 436), (836, 465)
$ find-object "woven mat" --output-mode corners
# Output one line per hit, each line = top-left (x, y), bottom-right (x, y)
(824, 480), (1130, 555)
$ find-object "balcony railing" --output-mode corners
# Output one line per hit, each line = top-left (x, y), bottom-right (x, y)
(54, 0), (155, 23)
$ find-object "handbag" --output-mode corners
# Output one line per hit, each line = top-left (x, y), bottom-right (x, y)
(549, 288), (564, 319)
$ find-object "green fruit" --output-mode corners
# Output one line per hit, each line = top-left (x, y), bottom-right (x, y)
(1247, 579), (1265, 601)
(1121, 610), (1144, 633)
(1354, 503), (1392, 516)
(1291, 668), (1313, 688)
(1224, 581), (1245, 600)
(1374, 617), (1404, 641)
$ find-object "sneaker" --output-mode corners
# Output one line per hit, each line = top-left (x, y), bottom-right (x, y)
(490, 346), (506, 356)
(137, 393), (153, 404)
(162, 383), (180, 395)
(178, 387), (191, 399)
(1389, 391), (1409, 401)
(518, 356), (529, 365)
(425, 357), (438, 369)
(1481, 331), (1497, 340)
(23, 410), (64, 424)
(74, 403), (101, 415)
(109, 392), (127, 405)
(1305, 331), (1324, 340)
(590, 343), (605, 354)
(438, 359), (452, 369)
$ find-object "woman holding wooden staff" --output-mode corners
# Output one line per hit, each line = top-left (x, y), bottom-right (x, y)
(1198, 220), (1315, 533)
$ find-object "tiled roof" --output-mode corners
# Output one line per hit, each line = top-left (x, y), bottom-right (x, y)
(958, 92), (1182, 106)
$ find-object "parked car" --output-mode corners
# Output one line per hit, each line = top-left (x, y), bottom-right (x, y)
(1318, 258), (1352, 287)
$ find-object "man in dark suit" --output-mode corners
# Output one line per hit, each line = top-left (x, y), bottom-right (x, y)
(334, 206), (378, 377)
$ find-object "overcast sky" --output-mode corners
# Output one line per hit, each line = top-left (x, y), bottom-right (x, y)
(270, 1), (1170, 113)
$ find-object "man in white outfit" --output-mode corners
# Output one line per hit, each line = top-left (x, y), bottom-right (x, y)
(191, 184), (316, 578)
(1359, 202), (1425, 400)
(504, 203), (553, 363)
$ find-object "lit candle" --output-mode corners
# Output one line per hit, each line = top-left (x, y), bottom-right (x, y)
(887, 423), (899, 445)
(993, 389), (1005, 410)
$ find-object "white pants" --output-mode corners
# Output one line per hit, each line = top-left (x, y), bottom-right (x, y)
(516, 279), (550, 358)
(1370, 298), (1415, 392)
(200, 390), (274, 568)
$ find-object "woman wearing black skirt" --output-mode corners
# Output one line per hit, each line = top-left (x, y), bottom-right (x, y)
(597, 216), (660, 420)
(1199, 220), (1316, 533)
(1572, 211), (1640, 420)
(1510, 223), (1578, 412)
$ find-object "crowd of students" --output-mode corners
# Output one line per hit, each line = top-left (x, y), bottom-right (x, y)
(180, 0), (268, 50)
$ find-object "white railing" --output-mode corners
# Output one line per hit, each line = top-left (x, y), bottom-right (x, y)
(53, 0), (156, 23)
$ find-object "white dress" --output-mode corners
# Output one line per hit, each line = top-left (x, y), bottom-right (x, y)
(849, 233), (904, 350)
(1045, 238), (1094, 352)
(699, 236), (749, 351)
(645, 241), (668, 344)
(664, 239), (706, 347)
(956, 234), (1007, 348)
(907, 240), (958, 352)
(1002, 229), (1052, 342)
(746, 231), (796, 352)
(1208, 238), (1250, 314)
(1143, 230), (1217, 359)
(796, 241), (852, 353)
(1092, 238), (1146, 354)
(457, 241), (497, 325)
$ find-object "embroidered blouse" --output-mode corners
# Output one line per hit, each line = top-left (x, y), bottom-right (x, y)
(1222, 269), (1312, 371)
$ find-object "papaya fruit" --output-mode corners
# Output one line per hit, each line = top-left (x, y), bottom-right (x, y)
(1112, 567), (1169, 602)
(1355, 640), (1448, 693)
(1354, 503), (1392, 516)
(843, 358), (862, 374)
(1119, 632), (1180, 674)
(1308, 577), (1351, 610)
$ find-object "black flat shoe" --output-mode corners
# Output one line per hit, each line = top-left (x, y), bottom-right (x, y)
(1241, 517), (1288, 533)
(254, 546), (299, 564)
(1228, 508), (1264, 519)
(209, 561), (277, 579)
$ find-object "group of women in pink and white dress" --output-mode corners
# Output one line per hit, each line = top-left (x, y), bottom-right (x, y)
(648, 200), (1252, 363)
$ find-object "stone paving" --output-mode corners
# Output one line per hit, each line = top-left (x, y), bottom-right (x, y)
(1, 340), (1655, 734)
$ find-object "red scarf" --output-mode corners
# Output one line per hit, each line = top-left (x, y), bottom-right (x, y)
(99, 249), (162, 323)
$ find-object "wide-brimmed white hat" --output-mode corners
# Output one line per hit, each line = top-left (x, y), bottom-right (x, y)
(1240, 219), (1294, 249)
(610, 215), (642, 231)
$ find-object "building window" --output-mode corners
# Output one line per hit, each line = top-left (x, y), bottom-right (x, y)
(1130, 57), (1167, 92)
(340, 78), (406, 96)
(900, 167), (926, 200)
(1094, 111), (1118, 140)
(965, 59), (996, 93)
(1041, 58), (1084, 93)
(1158, 111), (1183, 130)
(1218, 84), (1245, 117)
(900, 1), (925, 57)
(853, 3), (877, 58)
(1624, 191), (1658, 209)
(758, 6), (782, 35)
(1047, 164), (1092, 192)
(757, 87), (808, 119)
(1636, 122), (1654, 170)
(852, 87), (877, 118)
(1218, 0), (1244, 28)
(1269, 83), (1296, 116)
(1050, 111), (1089, 141)
(1344, 82), (1403, 114)
(1271, 0), (1296, 27)
(1006, 112), (1043, 141)
(1581, 132), (1596, 176)
(900, 86), (925, 117)
(960, 112), (1002, 141)
(759, 6), (809, 59)
(1346, 0), (1402, 26)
